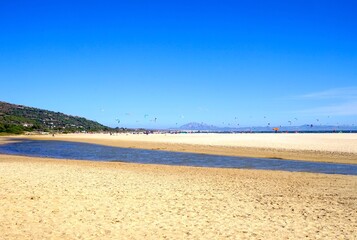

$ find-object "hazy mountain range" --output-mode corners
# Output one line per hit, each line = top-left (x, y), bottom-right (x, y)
(1, 100), (356, 134)
(177, 122), (357, 132)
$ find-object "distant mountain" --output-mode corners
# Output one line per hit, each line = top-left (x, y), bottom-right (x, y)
(0, 101), (111, 134)
(179, 122), (218, 130)
(177, 122), (357, 132)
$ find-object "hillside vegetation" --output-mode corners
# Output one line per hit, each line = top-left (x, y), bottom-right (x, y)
(0, 101), (111, 134)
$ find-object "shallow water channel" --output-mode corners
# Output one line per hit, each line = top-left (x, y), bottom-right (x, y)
(0, 140), (356, 175)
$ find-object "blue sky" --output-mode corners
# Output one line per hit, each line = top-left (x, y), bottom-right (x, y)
(1, 1), (356, 128)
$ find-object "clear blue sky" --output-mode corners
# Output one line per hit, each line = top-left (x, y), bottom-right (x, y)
(1, 1), (356, 128)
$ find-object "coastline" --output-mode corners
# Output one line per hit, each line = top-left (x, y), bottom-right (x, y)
(7, 133), (357, 164)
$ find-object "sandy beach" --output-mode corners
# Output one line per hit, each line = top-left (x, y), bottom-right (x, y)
(1, 154), (356, 239)
(0, 134), (356, 239)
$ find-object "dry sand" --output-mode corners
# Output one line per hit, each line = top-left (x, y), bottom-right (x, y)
(20, 133), (357, 164)
(1, 154), (356, 239)
(0, 134), (356, 239)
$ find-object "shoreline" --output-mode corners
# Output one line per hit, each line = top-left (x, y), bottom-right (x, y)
(4, 133), (357, 164)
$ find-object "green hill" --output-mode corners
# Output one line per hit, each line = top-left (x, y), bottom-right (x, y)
(0, 101), (111, 134)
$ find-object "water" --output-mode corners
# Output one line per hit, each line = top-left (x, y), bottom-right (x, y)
(0, 140), (356, 175)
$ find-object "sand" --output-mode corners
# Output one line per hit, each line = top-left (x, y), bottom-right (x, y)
(0, 134), (356, 239)
(18, 133), (357, 164)
(1, 154), (356, 239)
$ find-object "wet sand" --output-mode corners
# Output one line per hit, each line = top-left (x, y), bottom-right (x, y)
(18, 133), (357, 164)
(1, 154), (356, 239)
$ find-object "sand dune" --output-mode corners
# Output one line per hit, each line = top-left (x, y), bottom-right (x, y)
(0, 154), (356, 239)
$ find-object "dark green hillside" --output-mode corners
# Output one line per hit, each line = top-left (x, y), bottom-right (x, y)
(0, 101), (111, 134)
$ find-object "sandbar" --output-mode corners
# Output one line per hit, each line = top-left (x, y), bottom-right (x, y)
(12, 133), (357, 164)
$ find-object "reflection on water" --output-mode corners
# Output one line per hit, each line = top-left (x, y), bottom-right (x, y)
(0, 140), (356, 175)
